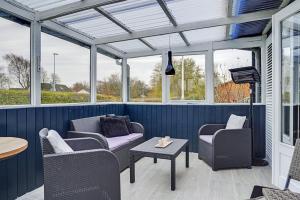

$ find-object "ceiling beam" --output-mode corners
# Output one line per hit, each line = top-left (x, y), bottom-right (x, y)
(94, 7), (156, 51)
(37, 0), (125, 21)
(94, 9), (278, 45)
(125, 36), (264, 58)
(0, 0), (35, 21)
(96, 44), (126, 58)
(156, 0), (190, 46)
(226, 0), (234, 39)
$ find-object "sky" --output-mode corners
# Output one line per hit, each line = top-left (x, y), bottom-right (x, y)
(0, 17), (252, 88)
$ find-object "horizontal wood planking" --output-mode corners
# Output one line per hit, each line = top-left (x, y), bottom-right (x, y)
(0, 104), (124, 200)
(125, 104), (266, 158)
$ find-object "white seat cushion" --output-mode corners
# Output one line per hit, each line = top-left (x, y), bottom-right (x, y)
(107, 133), (143, 150)
(199, 135), (213, 144)
(47, 130), (73, 153)
(226, 114), (246, 129)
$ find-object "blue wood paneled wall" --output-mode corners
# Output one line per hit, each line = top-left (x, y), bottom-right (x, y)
(125, 104), (266, 157)
(0, 104), (266, 200)
(0, 104), (125, 200)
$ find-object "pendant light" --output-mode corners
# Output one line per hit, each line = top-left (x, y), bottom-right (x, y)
(165, 34), (175, 76)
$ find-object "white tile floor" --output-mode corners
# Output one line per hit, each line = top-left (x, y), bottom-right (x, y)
(18, 153), (272, 200)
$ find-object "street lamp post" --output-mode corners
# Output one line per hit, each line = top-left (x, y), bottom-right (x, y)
(52, 53), (59, 91)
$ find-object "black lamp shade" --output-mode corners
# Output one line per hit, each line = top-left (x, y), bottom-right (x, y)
(165, 51), (175, 76)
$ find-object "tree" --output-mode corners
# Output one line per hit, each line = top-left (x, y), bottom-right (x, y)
(130, 78), (149, 99)
(169, 57), (205, 100)
(0, 73), (10, 89)
(72, 81), (89, 92)
(97, 73), (122, 97)
(214, 63), (250, 103)
(41, 68), (50, 83)
(51, 73), (61, 84)
(3, 53), (30, 89)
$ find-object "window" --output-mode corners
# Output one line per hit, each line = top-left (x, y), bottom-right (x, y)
(0, 17), (30, 105)
(97, 54), (122, 102)
(214, 49), (260, 103)
(128, 56), (162, 102)
(41, 33), (90, 104)
(281, 14), (300, 145)
(170, 55), (206, 101)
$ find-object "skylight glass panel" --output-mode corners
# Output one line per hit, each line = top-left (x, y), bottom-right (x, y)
(144, 33), (186, 49)
(57, 10), (127, 38)
(184, 26), (226, 44)
(15, 0), (81, 11)
(166, 0), (228, 24)
(109, 40), (150, 53)
(102, 0), (170, 31)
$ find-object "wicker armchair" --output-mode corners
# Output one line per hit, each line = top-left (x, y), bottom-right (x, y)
(250, 139), (300, 199)
(198, 120), (251, 171)
(39, 128), (121, 200)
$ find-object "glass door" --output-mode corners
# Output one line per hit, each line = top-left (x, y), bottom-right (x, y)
(281, 13), (300, 146)
(273, 0), (300, 189)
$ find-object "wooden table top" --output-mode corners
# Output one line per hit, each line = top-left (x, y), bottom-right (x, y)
(0, 137), (28, 160)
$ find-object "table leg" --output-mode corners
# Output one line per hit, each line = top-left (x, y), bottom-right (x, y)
(130, 153), (135, 183)
(171, 158), (176, 191)
(186, 143), (189, 168)
(154, 156), (157, 163)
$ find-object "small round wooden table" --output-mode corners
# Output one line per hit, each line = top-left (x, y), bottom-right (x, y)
(0, 137), (28, 161)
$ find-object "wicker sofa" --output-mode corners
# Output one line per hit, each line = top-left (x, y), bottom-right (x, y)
(68, 115), (145, 171)
(39, 128), (120, 200)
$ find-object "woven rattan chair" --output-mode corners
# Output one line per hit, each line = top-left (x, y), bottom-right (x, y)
(39, 128), (121, 200)
(250, 139), (300, 199)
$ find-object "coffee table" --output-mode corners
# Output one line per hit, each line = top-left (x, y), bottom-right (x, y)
(129, 137), (189, 191)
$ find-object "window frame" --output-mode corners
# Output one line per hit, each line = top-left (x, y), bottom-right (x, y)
(0, 15), (32, 107)
(96, 52), (123, 103)
(168, 51), (208, 103)
(212, 48), (262, 104)
(39, 30), (92, 104)
(127, 55), (163, 103)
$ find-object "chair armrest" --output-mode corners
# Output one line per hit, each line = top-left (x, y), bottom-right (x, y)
(64, 137), (104, 151)
(43, 149), (120, 200)
(213, 128), (252, 154)
(198, 124), (226, 136)
(68, 131), (109, 150)
(130, 122), (144, 134)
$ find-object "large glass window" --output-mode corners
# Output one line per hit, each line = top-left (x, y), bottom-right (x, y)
(0, 17), (30, 105)
(214, 49), (259, 103)
(97, 54), (122, 102)
(41, 33), (90, 104)
(170, 55), (206, 101)
(281, 14), (300, 145)
(128, 56), (162, 102)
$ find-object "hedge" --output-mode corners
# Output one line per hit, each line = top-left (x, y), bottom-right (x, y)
(0, 89), (121, 105)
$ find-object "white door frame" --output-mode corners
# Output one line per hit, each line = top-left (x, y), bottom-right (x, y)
(272, 0), (300, 191)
